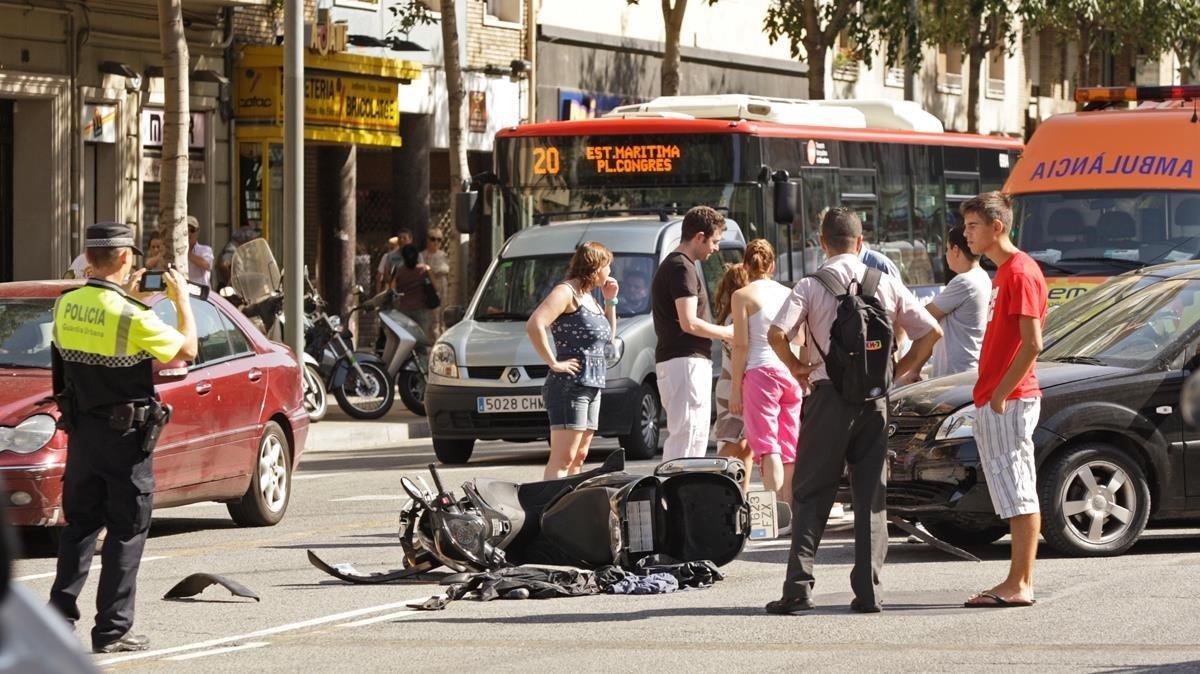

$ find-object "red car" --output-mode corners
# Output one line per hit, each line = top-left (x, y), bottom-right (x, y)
(0, 280), (309, 529)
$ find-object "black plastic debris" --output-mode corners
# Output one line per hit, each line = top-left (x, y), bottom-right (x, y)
(163, 573), (260, 602)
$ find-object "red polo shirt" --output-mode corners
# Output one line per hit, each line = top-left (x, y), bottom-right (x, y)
(973, 251), (1047, 408)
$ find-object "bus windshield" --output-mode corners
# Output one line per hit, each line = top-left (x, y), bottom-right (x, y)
(1014, 190), (1200, 273)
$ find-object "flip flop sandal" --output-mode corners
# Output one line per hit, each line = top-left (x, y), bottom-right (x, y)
(963, 591), (1036, 608)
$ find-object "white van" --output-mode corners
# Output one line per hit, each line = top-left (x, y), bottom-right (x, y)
(426, 216), (746, 464)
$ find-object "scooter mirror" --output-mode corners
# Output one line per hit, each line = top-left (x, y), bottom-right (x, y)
(400, 476), (429, 505)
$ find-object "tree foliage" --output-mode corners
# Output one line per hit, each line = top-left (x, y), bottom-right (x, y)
(1143, 0), (1200, 82)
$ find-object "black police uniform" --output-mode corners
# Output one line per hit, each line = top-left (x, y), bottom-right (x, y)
(48, 223), (183, 652)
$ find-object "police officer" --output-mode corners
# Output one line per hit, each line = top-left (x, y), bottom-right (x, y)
(48, 222), (198, 653)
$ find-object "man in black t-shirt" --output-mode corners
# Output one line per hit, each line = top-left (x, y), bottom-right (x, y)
(652, 206), (734, 460)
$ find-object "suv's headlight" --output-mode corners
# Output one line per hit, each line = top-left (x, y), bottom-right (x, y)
(934, 406), (975, 441)
(430, 342), (459, 378)
(605, 337), (625, 368)
(0, 414), (58, 454)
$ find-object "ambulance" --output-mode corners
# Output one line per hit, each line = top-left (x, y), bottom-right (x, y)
(1005, 85), (1200, 305)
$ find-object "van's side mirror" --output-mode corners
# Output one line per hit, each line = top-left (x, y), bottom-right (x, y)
(456, 191), (486, 234)
(153, 357), (190, 384)
(772, 170), (798, 225)
(443, 305), (465, 328)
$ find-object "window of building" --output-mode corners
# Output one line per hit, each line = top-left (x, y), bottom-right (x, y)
(833, 27), (860, 82)
(485, 0), (522, 26)
(987, 48), (1006, 98)
(938, 44), (964, 93)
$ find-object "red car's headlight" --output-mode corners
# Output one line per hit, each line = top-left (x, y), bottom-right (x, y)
(0, 414), (57, 454)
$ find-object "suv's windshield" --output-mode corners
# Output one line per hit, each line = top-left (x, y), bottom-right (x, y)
(474, 254), (657, 321)
(1014, 190), (1200, 273)
(1042, 278), (1200, 368)
(0, 299), (56, 369)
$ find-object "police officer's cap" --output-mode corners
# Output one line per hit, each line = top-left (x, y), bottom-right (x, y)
(86, 221), (143, 256)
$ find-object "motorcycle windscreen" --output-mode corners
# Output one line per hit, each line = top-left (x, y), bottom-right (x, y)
(230, 238), (282, 305)
(655, 473), (748, 567)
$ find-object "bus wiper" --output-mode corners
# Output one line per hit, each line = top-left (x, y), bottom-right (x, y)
(1059, 256), (1146, 269)
(1050, 355), (1107, 366)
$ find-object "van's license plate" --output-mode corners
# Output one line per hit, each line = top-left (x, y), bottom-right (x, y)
(476, 395), (545, 414)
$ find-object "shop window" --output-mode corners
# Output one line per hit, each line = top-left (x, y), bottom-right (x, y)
(485, 0), (522, 25)
(938, 44), (963, 93)
(987, 48), (1006, 98)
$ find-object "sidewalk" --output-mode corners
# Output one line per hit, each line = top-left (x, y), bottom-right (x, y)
(305, 405), (431, 453)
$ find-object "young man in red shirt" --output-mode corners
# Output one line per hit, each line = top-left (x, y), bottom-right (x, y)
(962, 192), (1047, 608)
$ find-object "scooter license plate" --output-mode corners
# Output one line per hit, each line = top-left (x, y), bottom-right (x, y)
(476, 395), (546, 414)
(747, 490), (778, 540)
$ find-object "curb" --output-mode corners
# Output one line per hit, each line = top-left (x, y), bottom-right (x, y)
(306, 418), (431, 452)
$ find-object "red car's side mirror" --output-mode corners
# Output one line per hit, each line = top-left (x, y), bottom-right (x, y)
(153, 358), (191, 384)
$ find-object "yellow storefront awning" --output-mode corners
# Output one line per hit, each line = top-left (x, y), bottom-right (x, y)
(234, 45), (421, 148)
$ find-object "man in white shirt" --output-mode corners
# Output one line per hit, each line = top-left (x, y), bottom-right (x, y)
(916, 225), (991, 380)
(186, 216), (214, 286)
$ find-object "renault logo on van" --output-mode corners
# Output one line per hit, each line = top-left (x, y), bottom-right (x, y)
(506, 368), (521, 384)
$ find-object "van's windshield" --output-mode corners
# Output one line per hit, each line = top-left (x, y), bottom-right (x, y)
(473, 254), (658, 321)
(1014, 190), (1200, 274)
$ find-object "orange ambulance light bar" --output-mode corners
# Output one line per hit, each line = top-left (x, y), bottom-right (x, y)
(1075, 85), (1200, 104)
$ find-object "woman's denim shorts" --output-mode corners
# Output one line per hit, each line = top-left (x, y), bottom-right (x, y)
(542, 375), (601, 431)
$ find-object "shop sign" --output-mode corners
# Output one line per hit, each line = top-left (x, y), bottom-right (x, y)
(141, 110), (206, 149)
(305, 17), (348, 56)
(237, 68), (399, 132)
(468, 91), (487, 134)
(141, 156), (206, 184)
(83, 105), (118, 144)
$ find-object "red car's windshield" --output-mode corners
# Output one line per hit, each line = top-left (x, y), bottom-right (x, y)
(0, 299), (55, 369)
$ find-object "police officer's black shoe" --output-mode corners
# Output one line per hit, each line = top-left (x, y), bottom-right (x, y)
(765, 597), (815, 615)
(850, 598), (882, 613)
(94, 633), (150, 653)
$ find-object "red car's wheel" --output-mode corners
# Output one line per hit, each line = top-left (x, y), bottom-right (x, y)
(227, 421), (291, 527)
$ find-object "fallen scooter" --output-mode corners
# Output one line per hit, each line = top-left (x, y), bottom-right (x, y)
(307, 451), (753, 583)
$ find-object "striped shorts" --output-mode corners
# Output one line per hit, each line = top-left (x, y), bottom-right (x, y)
(974, 398), (1041, 520)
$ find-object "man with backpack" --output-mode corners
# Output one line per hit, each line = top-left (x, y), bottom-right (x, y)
(764, 208), (942, 615)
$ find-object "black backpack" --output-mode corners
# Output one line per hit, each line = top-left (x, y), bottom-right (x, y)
(809, 266), (894, 402)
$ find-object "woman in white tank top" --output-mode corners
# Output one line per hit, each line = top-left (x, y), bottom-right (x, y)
(729, 240), (802, 509)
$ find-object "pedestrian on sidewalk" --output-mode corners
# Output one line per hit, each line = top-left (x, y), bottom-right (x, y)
(390, 245), (437, 340)
(911, 224), (991, 382)
(376, 236), (401, 293)
(961, 192), (1047, 609)
(652, 206), (733, 461)
(712, 262), (751, 490)
(728, 240), (800, 508)
(185, 216), (214, 286)
(764, 207), (941, 615)
(419, 227), (451, 336)
(526, 241), (619, 479)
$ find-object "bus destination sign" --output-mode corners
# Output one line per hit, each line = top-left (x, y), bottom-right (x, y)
(584, 143), (682, 174)
(501, 133), (736, 186)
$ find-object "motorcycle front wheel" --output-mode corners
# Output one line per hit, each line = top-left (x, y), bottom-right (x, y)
(333, 361), (395, 420)
(302, 364), (329, 422)
(397, 369), (427, 417)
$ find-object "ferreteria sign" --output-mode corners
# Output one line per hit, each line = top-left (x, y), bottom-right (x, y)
(233, 45), (421, 147)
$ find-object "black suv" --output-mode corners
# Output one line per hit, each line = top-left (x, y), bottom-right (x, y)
(887, 269), (1200, 557)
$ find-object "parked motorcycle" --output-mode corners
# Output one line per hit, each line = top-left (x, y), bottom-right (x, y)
(225, 242), (328, 422)
(351, 289), (432, 416)
(307, 451), (753, 583)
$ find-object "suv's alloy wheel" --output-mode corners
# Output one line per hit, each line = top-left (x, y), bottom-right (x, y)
(1039, 443), (1151, 557)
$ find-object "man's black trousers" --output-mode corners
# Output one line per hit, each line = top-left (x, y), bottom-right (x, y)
(780, 382), (889, 606)
(49, 415), (154, 649)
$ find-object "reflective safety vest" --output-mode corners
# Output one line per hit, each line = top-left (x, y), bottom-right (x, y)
(52, 278), (184, 411)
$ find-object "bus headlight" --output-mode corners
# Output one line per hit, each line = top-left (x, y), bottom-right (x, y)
(430, 342), (459, 378)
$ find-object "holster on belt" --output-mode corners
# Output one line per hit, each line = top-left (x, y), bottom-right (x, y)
(140, 401), (172, 455)
(53, 390), (78, 433)
(99, 399), (173, 454)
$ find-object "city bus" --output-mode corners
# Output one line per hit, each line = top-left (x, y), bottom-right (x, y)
(483, 95), (1022, 291)
(1006, 85), (1200, 305)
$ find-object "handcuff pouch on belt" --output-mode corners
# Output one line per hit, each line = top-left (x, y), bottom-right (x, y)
(102, 400), (173, 454)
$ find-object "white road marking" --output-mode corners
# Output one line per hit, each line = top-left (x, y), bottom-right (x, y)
(14, 556), (168, 582)
(95, 596), (434, 666)
(162, 642), (270, 661)
(175, 502), (226, 509)
(337, 608), (430, 628)
(293, 473), (336, 481)
(329, 495), (404, 502)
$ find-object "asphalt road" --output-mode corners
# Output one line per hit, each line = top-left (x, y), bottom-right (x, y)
(12, 430), (1200, 673)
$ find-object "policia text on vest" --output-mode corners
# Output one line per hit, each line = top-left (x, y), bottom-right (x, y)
(47, 222), (198, 654)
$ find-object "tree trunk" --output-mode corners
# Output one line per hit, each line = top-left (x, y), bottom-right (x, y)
(1074, 22), (1093, 110)
(806, 40), (827, 100)
(157, 0), (190, 276)
(440, 0), (469, 305)
(320, 144), (356, 318)
(966, 46), (984, 134)
(661, 0), (688, 96)
(393, 114), (431, 238)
